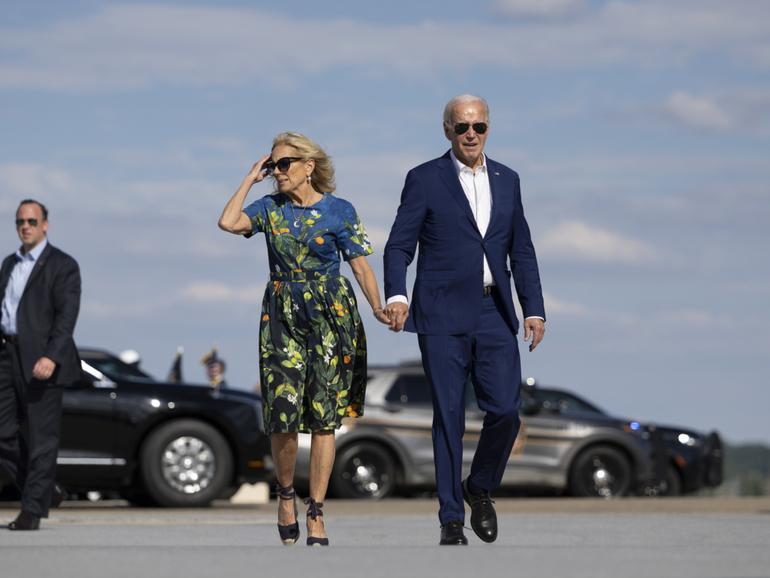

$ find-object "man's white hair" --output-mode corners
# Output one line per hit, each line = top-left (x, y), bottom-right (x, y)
(443, 94), (490, 125)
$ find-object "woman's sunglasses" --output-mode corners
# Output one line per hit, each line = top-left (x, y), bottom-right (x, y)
(453, 122), (488, 135)
(15, 218), (39, 227)
(263, 157), (304, 175)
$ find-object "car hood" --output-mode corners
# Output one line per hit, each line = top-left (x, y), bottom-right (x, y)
(113, 380), (262, 403)
(646, 423), (706, 438)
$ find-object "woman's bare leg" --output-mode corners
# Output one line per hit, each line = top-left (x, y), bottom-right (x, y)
(272, 433), (298, 525)
(307, 431), (336, 538)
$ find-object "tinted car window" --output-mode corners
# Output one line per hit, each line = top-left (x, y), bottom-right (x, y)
(533, 389), (604, 416)
(385, 375), (433, 406)
(82, 353), (156, 383)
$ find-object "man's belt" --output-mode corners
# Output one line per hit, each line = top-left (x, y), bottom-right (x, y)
(483, 285), (495, 297)
(1, 333), (19, 346)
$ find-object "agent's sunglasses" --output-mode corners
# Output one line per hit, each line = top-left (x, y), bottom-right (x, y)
(15, 218), (39, 227)
(263, 157), (304, 175)
(453, 122), (488, 135)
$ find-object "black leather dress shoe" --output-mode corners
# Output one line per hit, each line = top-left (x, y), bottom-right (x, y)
(462, 478), (497, 543)
(8, 511), (41, 531)
(51, 484), (66, 509)
(439, 520), (468, 545)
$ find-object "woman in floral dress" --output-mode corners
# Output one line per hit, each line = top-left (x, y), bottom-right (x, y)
(219, 132), (390, 546)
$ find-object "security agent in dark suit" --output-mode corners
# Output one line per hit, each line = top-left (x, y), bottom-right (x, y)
(0, 199), (81, 531)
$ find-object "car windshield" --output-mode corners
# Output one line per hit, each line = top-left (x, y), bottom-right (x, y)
(82, 352), (157, 384)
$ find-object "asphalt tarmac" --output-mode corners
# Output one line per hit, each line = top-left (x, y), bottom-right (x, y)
(1, 497), (769, 578)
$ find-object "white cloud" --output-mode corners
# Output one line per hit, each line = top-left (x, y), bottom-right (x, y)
(543, 292), (591, 316)
(179, 281), (262, 303)
(0, 2), (768, 91)
(539, 220), (658, 264)
(0, 162), (77, 198)
(495, 0), (587, 18)
(664, 91), (733, 131)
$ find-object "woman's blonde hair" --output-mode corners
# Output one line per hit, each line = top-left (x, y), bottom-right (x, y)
(272, 132), (336, 194)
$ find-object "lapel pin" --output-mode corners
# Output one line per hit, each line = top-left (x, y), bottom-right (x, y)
(494, 171), (500, 176)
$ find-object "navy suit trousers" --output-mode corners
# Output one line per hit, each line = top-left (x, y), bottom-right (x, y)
(418, 290), (522, 525)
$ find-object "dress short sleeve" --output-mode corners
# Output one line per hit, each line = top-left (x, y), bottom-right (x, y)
(337, 201), (374, 261)
(242, 196), (269, 238)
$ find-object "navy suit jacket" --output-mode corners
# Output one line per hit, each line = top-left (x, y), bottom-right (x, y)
(383, 151), (545, 335)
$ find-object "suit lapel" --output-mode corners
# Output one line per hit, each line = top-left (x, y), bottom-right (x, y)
(437, 152), (481, 236)
(21, 243), (52, 300)
(0, 256), (14, 298)
(485, 158), (501, 239)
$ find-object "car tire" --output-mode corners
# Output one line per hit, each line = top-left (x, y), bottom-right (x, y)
(139, 419), (234, 507)
(569, 444), (633, 498)
(331, 441), (398, 500)
(217, 484), (242, 501)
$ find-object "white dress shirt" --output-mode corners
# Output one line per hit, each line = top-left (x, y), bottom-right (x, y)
(1, 239), (48, 335)
(452, 150), (495, 286)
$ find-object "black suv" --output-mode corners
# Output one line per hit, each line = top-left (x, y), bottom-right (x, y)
(1, 348), (271, 507)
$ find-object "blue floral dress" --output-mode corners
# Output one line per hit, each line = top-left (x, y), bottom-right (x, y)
(243, 192), (373, 434)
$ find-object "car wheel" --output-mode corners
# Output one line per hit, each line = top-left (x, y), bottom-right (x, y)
(331, 441), (397, 500)
(139, 419), (233, 507)
(217, 484), (242, 501)
(569, 444), (632, 498)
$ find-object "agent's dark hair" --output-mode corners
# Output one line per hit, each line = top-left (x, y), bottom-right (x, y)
(18, 199), (49, 221)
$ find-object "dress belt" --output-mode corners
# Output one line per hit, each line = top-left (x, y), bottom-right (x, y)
(1, 333), (19, 346)
(270, 270), (337, 283)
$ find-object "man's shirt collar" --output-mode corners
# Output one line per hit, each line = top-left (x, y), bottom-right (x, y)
(16, 238), (48, 262)
(450, 149), (487, 175)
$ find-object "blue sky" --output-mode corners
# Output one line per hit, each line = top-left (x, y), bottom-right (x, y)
(1, 0), (769, 443)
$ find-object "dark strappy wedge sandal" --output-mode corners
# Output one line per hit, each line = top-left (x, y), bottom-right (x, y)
(276, 485), (299, 546)
(304, 497), (329, 546)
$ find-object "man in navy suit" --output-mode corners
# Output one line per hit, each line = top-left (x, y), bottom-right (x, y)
(383, 95), (545, 545)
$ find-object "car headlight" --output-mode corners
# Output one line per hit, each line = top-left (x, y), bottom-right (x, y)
(677, 433), (702, 447)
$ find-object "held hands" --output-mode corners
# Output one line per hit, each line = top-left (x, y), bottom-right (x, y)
(523, 317), (545, 352)
(244, 154), (271, 185)
(383, 302), (409, 332)
(373, 304), (407, 332)
(373, 307), (391, 326)
(32, 356), (57, 381)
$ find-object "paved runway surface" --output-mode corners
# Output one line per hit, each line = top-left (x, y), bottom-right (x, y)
(2, 498), (769, 578)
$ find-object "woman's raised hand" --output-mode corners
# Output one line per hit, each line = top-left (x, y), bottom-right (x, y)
(245, 154), (272, 185)
(373, 307), (391, 326)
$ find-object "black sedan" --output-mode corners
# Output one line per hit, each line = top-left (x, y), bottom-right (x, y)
(1, 348), (271, 507)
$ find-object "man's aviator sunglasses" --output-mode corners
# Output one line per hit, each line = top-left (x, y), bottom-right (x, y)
(15, 218), (39, 227)
(263, 157), (304, 175)
(452, 122), (488, 135)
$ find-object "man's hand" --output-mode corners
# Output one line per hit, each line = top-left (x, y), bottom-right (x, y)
(384, 302), (409, 332)
(523, 318), (545, 352)
(32, 356), (57, 381)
